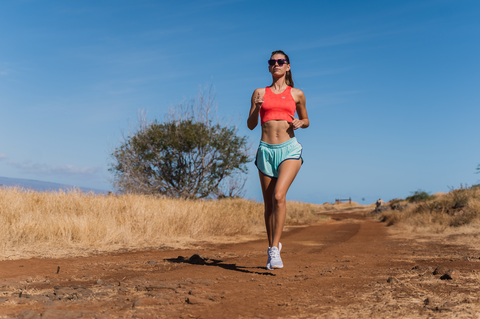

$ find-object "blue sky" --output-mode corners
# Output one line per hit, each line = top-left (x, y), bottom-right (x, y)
(1, 0), (479, 204)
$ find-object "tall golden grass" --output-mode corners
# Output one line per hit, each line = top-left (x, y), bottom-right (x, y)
(0, 187), (321, 260)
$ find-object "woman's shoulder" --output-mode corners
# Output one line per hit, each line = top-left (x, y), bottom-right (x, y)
(251, 87), (267, 101)
(290, 87), (305, 96)
(290, 87), (305, 101)
(253, 87), (266, 94)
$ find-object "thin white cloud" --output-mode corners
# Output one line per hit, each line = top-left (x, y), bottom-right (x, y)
(0, 153), (8, 160)
(7, 161), (102, 178)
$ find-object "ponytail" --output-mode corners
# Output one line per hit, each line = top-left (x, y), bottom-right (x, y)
(285, 70), (294, 88)
(271, 50), (294, 88)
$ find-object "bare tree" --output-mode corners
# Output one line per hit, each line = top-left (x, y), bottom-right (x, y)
(109, 87), (251, 199)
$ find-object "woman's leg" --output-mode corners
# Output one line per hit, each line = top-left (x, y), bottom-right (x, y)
(258, 171), (276, 247)
(271, 159), (302, 248)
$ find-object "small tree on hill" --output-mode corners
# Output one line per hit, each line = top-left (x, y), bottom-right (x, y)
(405, 189), (435, 203)
(109, 88), (251, 199)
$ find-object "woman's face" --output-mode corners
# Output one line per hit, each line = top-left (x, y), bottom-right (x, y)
(269, 53), (291, 77)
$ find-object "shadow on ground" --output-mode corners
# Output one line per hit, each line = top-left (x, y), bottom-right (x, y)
(165, 254), (275, 276)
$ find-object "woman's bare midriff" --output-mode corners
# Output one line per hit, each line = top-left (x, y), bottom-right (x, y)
(261, 120), (295, 144)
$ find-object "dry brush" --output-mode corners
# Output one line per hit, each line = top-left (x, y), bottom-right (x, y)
(0, 187), (320, 260)
(377, 186), (480, 234)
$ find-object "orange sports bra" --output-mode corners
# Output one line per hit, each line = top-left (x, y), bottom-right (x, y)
(260, 86), (296, 125)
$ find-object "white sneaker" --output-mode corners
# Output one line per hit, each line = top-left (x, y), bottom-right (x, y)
(268, 244), (283, 269)
(266, 242), (282, 270)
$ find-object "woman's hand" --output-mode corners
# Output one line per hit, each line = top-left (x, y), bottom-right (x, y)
(255, 92), (263, 110)
(289, 115), (304, 130)
(248, 89), (265, 130)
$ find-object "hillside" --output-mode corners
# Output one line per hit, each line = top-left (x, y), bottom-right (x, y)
(0, 176), (107, 194)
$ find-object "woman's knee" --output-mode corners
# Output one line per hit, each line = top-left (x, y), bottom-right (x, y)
(274, 192), (286, 205)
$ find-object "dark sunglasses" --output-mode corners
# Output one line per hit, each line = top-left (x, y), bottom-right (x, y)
(268, 59), (288, 66)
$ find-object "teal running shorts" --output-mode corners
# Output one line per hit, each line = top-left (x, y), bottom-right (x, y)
(255, 137), (303, 178)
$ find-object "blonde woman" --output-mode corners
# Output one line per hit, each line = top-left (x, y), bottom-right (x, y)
(247, 50), (309, 269)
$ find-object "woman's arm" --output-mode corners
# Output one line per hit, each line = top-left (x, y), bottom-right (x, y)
(291, 88), (309, 129)
(247, 88), (265, 130)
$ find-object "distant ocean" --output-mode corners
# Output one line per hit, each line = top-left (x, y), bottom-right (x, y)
(0, 176), (109, 194)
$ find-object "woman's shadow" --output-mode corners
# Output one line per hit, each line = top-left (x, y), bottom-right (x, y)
(165, 254), (275, 276)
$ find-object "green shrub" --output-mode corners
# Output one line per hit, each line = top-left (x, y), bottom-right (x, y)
(405, 189), (435, 203)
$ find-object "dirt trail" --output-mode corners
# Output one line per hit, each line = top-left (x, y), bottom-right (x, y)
(1, 208), (479, 318)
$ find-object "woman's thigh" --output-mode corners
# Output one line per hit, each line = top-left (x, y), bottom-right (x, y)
(258, 170), (276, 207)
(275, 159), (302, 196)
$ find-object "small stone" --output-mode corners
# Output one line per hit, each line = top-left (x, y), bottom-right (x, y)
(433, 265), (447, 276)
(387, 277), (399, 283)
(188, 254), (206, 265)
(147, 261), (156, 265)
(186, 296), (208, 305)
(96, 279), (104, 284)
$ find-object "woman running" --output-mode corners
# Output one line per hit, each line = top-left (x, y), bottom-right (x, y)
(247, 50), (309, 270)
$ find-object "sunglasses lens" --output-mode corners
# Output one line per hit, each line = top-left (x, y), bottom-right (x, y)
(268, 59), (287, 66)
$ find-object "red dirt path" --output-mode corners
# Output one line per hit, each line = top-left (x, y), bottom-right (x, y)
(1, 208), (479, 318)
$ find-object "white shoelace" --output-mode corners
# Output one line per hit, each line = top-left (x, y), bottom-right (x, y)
(269, 247), (280, 259)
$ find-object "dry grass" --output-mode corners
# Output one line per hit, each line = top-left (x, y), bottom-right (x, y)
(376, 186), (480, 249)
(317, 201), (368, 211)
(0, 187), (320, 260)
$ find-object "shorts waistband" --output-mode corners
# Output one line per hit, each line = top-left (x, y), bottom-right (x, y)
(259, 137), (297, 149)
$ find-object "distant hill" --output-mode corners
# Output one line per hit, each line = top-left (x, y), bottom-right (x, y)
(0, 176), (109, 194)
